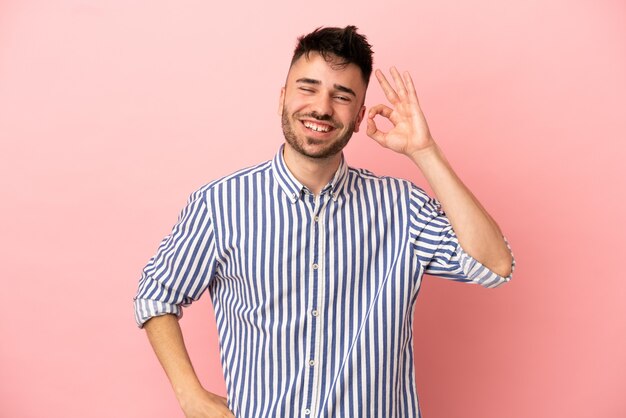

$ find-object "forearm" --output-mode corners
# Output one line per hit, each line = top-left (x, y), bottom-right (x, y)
(409, 142), (513, 277)
(144, 314), (204, 401)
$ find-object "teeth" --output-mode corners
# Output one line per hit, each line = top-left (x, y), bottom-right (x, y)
(304, 121), (330, 132)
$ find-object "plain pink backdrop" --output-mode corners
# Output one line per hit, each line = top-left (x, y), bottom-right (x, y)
(1, 1), (625, 417)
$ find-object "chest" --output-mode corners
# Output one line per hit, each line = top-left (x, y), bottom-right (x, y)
(212, 188), (417, 289)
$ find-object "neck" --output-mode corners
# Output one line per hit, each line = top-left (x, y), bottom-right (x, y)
(282, 143), (342, 196)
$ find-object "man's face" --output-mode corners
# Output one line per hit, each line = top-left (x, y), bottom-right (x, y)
(279, 52), (367, 159)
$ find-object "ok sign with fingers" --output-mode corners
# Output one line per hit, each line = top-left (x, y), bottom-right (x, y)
(366, 67), (436, 158)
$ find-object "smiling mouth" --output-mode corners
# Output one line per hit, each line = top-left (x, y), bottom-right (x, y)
(301, 120), (335, 133)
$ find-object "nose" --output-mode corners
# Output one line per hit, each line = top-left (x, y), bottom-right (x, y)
(310, 93), (333, 118)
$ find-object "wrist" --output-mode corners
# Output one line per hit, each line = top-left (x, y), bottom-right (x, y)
(408, 141), (442, 168)
(173, 379), (205, 402)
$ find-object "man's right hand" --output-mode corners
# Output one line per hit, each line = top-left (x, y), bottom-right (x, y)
(178, 387), (235, 418)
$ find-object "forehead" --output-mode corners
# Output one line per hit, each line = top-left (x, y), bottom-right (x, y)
(287, 52), (367, 95)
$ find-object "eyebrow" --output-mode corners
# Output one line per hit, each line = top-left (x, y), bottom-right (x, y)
(295, 78), (356, 97)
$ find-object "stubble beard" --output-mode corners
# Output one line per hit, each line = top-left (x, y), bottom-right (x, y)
(281, 108), (356, 159)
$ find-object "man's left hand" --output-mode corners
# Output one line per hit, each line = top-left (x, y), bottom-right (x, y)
(366, 67), (436, 158)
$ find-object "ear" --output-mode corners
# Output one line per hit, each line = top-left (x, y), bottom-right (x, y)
(352, 105), (367, 133)
(277, 87), (285, 116)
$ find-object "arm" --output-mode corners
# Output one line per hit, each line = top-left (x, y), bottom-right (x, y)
(134, 190), (233, 416)
(367, 67), (513, 278)
(144, 314), (235, 418)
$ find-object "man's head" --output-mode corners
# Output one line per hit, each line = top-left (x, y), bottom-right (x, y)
(280, 26), (374, 160)
(290, 26), (373, 87)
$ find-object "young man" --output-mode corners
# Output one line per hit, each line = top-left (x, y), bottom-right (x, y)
(134, 26), (514, 418)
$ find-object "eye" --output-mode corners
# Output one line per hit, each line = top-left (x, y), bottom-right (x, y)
(334, 95), (351, 102)
(299, 87), (315, 93)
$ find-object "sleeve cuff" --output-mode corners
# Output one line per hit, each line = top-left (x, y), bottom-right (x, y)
(133, 298), (183, 328)
(457, 236), (516, 288)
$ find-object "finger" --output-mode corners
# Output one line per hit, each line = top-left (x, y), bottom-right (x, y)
(219, 404), (236, 418)
(366, 117), (386, 144)
(390, 67), (408, 99)
(368, 104), (393, 120)
(402, 71), (419, 105)
(375, 69), (399, 104)
(217, 396), (235, 416)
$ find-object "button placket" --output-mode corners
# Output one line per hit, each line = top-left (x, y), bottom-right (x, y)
(303, 193), (331, 417)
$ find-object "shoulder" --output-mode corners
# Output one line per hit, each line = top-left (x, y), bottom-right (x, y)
(346, 165), (428, 197)
(190, 159), (273, 199)
(345, 164), (439, 213)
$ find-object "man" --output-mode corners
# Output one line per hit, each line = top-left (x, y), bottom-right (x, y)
(134, 26), (514, 418)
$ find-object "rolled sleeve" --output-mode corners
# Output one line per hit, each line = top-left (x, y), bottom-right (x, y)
(133, 297), (183, 327)
(455, 235), (515, 288)
(133, 189), (217, 328)
(409, 185), (515, 288)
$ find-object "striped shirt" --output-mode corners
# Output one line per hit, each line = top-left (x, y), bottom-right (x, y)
(134, 145), (514, 418)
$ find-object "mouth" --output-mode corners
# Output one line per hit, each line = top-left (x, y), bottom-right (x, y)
(300, 119), (336, 134)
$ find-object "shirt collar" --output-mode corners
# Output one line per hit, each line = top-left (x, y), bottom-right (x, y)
(271, 144), (349, 203)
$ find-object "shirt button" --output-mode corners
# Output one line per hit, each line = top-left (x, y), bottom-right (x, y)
(312, 263), (318, 270)
(304, 409), (311, 415)
(312, 310), (319, 317)
(309, 359), (316, 366)
(314, 216), (319, 222)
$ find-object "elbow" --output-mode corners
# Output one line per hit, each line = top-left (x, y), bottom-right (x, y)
(495, 265), (512, 280)
(492, 252), (515, 280)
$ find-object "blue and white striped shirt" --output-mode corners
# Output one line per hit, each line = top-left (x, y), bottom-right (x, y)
(134, 145), (514, 418)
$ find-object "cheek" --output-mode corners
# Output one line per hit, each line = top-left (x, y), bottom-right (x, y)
(343, 108), (363, 123)
(284, 93), (303, 105)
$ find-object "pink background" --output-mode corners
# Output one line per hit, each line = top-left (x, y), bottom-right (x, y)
(1, 1), (625, 417)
